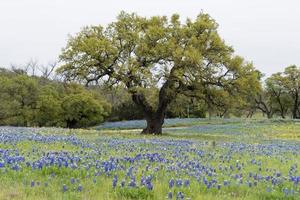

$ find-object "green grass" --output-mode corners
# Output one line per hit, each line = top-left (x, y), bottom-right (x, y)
(1, 119), (300, 199)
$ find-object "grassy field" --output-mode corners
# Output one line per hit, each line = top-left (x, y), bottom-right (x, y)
(1, 119), (300, 199)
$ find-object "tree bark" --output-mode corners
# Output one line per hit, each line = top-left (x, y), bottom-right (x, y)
(246, 110), (254, 118)
(292, 92), (299, 119)
(266, 112), (273, 119)
(272, 89), (286, 119)
(131, 92), (167, 135)
(255, 96), (273, 119)
(142, 113), (164, 135)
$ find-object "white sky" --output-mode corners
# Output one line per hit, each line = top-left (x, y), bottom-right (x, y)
(0, 0), (299, 77)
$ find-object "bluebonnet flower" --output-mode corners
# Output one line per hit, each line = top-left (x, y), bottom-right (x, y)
(224, 180), (229, 186)
(62, 184), (67, 192)
(141, 175), (145, 186)
(176, 179), (183, 187)
(120, 179), (125, 187)
(184, 180), (190, 187)
(169, 179), (175, 188)
(276, 172), (281, 177)
(146, 182), (153, 190)
(77, 185), (83, 192)
(70, 177), (75, 184)
(128, 178), (136, 187)
(176, 192), (184, 200)
(112, 175), (118, 188)
(64, 161), (68, 167)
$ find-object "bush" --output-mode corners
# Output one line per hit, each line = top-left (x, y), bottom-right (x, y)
(62, 93), (108, 128)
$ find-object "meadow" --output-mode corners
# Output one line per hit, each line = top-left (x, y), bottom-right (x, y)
(1, 118), (300, 200)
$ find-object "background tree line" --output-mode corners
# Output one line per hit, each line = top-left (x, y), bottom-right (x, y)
(0, 66), (110, 128)
(254, 65), (300, 119)
(0, 63), (206, 128)
(0, 63), (299, 129)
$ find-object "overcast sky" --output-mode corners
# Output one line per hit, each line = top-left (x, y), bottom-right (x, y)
(0, 0), (299, 77)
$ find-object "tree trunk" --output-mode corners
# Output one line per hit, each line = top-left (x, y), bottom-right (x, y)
(247, 111), (253, 118)
(131, 92), (168, 135)
(142, 92), (169, 135)
(131, 68), (178, 135)
(142, 114), (164, 135)
(292, 94), (299, 119)
(255, 97), (273, 119)
(208, 102), (212, 120)
(266, 112), (273, 119)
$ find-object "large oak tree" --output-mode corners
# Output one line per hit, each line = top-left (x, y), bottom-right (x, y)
(58, 12), (260, 134)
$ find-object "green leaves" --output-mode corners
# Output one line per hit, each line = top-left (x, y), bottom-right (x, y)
(0, 71), (111, 128)
(61, 93), (104, 128)
(264, 65), (300, 118)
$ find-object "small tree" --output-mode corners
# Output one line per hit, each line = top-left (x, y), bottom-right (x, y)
(61, 93), (107, 128)
(267, 66), (300, 119)
(58, 12), (260, 134)
(62, 84), (111, 128)
(265, 73), (291, 118)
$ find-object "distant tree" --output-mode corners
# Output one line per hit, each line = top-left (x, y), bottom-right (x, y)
(10, 58), (39, 76)
(265, 73), (291, 118)
(111, 99), (144, 121)
(38, 61), (58, 79)
(254, 66), (300, 119)
(58, 12), (261, 134)
(282, 66), (300, 118)
(166, 94), (206, 118)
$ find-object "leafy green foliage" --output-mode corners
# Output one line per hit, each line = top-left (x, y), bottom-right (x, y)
(35, 85), (64, 127)
(256, 65), (300, 119)
(0, 74), (38, 126)
(0, 69), (111, 128)
(62, 93), (108, 128)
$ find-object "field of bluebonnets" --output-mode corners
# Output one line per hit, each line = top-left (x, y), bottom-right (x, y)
(1, 118), (300, 200)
